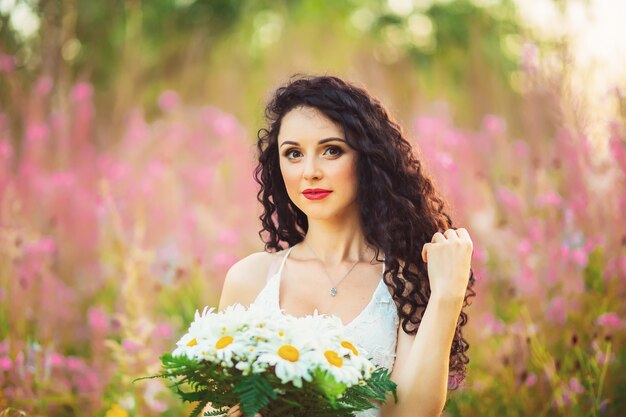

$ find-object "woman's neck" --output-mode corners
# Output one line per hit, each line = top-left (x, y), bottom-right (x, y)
(299, 215), (379, 266)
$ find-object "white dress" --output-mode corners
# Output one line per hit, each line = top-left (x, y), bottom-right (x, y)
(251, 246), (400, 417)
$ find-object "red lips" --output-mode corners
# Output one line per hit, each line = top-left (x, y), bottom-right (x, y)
(302, 188), (332, 200)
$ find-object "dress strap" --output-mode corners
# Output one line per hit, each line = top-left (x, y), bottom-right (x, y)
(276, 246), (294, 276)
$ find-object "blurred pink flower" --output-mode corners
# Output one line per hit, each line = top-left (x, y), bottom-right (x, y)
(535, 191), (562, 208)
(0, 356), (12, 371)
(583, 235), (604, 253)
(0, 55), (16, 73)
(472, 244), (487, 264)
(66, 356), (86, 371)
(546, 296), (567, 324)
(47, 352), (65, 367)
(520, 41), (538, 72)
(122, 339), (143, 354)
(158, 90), (180, 112)
(24, 237), (56, 256)
(568, 377), (584, 394)
(0, 140), (12, 159)
(218, 229), (240, 246)
(570, 248), (588, 268)
(435, 151), (456, 172)
(525, 373), (537, 386)
(527, 218), (544, 242)
(479, 312), (506, 336)
(212, 252), (239, 271)
(414, 116), (446, 137)
(609, 136), (626, 174)
(34, 76), (54, 96)
(88, 307), (109, 333)
(442, 131), (464, 147)
(144, 380), (168, 412)
(212, 114), (239, 136)
(517, 239), (533, 257)
(71, 82), (94, 102)
(512, 140), (529, 159)
(153, 323), (173, 339)
(595, 349), (616, 366)
(495, 186), (522, 213)
(596, 312), (621, 329)
(482, 115), (506, 136)
(25, 123), (50, 143)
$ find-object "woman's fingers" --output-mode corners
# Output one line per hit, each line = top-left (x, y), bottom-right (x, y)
(226, 405), (242, 417)
(431, 232), (446, 243)
(456, 227), (473, 249)
(421, 242), (430, 263)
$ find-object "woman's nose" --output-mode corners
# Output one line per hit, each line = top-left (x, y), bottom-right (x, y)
(302, 155), (322, 180)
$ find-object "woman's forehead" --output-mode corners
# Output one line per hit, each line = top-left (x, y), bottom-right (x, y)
(278, 106), (344, 144)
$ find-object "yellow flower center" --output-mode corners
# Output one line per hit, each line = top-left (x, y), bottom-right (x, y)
(341, 341), (359, 356)
(324, 350), (343, 368)
(215, 335), (234, 349)
(278, 331), (285, 337)
(278, 344), (300, 362)
(186, 338), (198, 347)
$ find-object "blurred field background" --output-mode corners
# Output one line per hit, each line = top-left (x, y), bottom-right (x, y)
(1, 0), (625, 416)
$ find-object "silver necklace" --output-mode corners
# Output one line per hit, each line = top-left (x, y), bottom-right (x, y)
(303, 240), (360, 297)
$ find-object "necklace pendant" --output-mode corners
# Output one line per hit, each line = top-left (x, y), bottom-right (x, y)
(330, 287), (337, 297)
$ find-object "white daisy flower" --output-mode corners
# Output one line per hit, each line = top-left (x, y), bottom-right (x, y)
(311, 346), (363, 386)
(338, 339), (372, 378)
(255, 342), (316, 388)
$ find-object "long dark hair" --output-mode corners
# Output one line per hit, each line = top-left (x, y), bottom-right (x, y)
(254, 74), (476, 389)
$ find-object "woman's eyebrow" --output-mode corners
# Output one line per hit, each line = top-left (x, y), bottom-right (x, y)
(279, 137), (346, 148)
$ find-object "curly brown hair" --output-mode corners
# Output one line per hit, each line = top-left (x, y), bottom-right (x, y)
(254, 74), (476, 389)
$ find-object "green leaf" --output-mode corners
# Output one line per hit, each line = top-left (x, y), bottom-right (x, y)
(233, 373), (278, 417)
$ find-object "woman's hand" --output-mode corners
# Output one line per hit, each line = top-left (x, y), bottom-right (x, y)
(421, 228), (473, 301)
(224, 404), (262, 417)
(202, 402), (262, 417)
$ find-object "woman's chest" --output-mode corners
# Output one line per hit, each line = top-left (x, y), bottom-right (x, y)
(278, 269), (384, 327)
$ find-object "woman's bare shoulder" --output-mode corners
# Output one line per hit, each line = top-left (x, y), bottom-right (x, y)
(218, 250), (281, 310)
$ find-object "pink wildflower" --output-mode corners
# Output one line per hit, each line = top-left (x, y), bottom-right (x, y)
(496, 186), (522, 212)
(158, 90), (180, 112)
(570, 248), (588, 268)
(218, 229), (240, 246)
(0, 55), (16, 73)
(153, 323), (173, 339)
(569, 377), (584, 394)
(212, 114), (238, 136)
(546, 296), (567, 324)
(596, 312), (621, 329)
(122, 339), (143, 354)
(517, 239), (533, 257)
(434, 151), (456, 172)
(482, 115), (506, 136)
(34, 76), (53, 96)
(25, 123), (50, 142)
(520, 41), (538, 73)
(525, 373), (537, 386)
(71, 82), (94, 102)
(535, 191), (562, 208)
(0, 356), (12, 371)
(88, 307), (109, 333)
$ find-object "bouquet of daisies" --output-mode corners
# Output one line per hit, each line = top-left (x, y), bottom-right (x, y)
(136, 304), (396, 417)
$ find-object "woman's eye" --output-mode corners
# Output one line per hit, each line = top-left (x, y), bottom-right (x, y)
(284, 146), (343, 160)
(285, 149), (302, 159)
(324, 146), (343, 157)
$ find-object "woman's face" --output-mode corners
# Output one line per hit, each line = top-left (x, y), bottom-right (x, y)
(277, 106), (358, 221)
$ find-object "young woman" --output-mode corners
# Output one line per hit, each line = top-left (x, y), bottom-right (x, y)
(217, 75), (475, 417)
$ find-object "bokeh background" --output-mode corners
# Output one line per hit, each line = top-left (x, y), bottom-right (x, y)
(1, 0), (625, 416)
